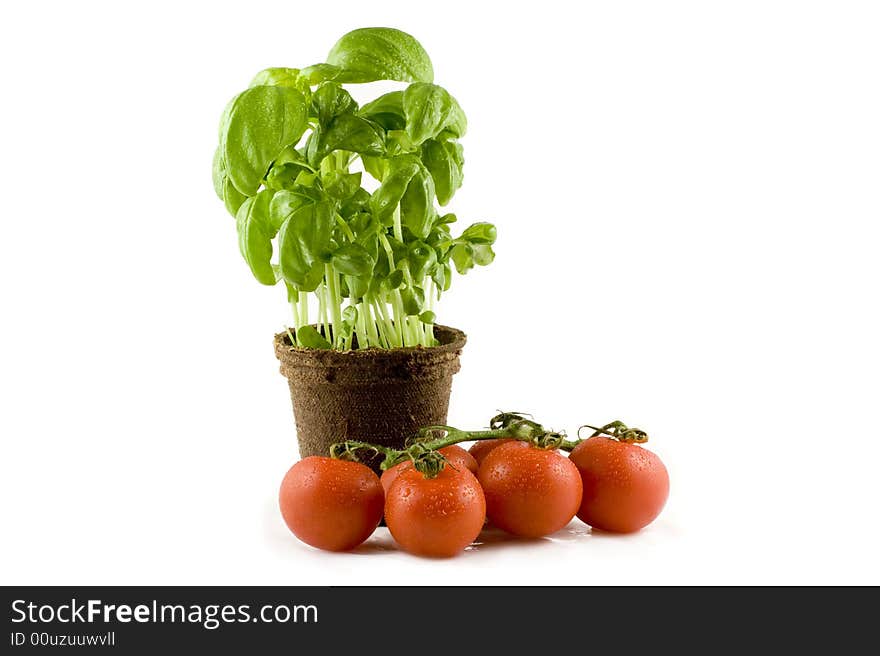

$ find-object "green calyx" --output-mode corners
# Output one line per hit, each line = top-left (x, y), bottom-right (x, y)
(410, 449), (447, 479)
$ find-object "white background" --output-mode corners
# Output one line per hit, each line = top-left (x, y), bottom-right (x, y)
(1, 1), (878, 585)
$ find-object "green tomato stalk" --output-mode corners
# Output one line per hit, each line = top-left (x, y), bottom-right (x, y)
(329, 413), (649, 478)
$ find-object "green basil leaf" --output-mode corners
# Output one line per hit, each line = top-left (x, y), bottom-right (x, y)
(358, 90), (406, 131)
(421, 139), (464, 206)
(222, 85), (308, 197)
(370, 155), (420, 224)
(386, 129), (415, 153)
(345, 276), (369, 301)
(400, 286), (425, 315)
(430, 263), (446, 291)
(450, 242), (474, 275)
(402, 83), (453, 146)
(472, 244), (495, 266)
(322, 170), (362, 201)
(285, 281), (299, 304)
(303, 200), (334, 264)
(235, 190), (276, 285)
(321, 114), (385, 157)
(383, 269), (404, 291)
(332, 243), (375, 276)
(373, 245), (391, 280)
(269, 188), (321, 232)
(426, 225), (452, 253)
(442, 263), (453, 290)
(460, 222), (497, 245)
(214, 148), (248, 216)
(340, 188), (371, 216)
(299, 63), (343, 85)
(274, 145), (309, 167)
(303, 264), (325, 291)
(439, 95), (467, 139)
(361, 155), (387, 182)
(387, 235), (408, 263)
(429, 262), (453, 292)
(419, 311), (436, 324)
(326, 27), (433, 84)
(400, 168), (435, 239)
(294, 170), (318, 188)
(278, 201), (334, 289)
(349, 212), (373, 235)
(339, 305), (358, 340)
(342, 305), (358, 324)
(265, 161), (313, 191)
(249, 68), (309, 94)
(217, 93), (239, 142)
(297, 325), (332, 349)
(224, 178), (248, 217)
(357, 230), (380, 264)
(311, 82), (357, 127)
(212, 147), (226, 199)
(407, 240), (437, 280)
(304, 127), (322, 168)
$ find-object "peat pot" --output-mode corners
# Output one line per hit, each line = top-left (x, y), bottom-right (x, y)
(274, 325), (466, 470)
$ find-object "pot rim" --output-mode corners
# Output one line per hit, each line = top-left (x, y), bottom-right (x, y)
(274, 324), (467, 364)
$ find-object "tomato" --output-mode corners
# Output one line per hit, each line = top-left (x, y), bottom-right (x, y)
(440, 445), (479, 475)
(468, 438), (522, 467)
(278, 456), (384, 552)
(478, 442), (582, 538)
(385, 465), (486, 557)
(380, 446), (477, 494)
(380, 460), (411, 495)
(569, 436), (669, 533)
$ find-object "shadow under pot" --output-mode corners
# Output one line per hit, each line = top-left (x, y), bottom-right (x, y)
(273, 325), (467, 472)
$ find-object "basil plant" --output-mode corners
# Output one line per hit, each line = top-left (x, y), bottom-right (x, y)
(212, 27), (497, 349)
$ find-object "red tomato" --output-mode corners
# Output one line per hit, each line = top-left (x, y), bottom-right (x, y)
(279, 456), (384, 551)
(468, 438), (522, 467)
(440, 445), (479, 475)
(569, 436), (669, 533)
(380, 446), (478, 494)
(385, 465), (486, 557)
(380, 460), (411, 495)
(478, 442), (583, 538)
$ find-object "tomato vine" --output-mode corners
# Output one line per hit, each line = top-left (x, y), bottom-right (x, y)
(329, 412), (648, 477)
